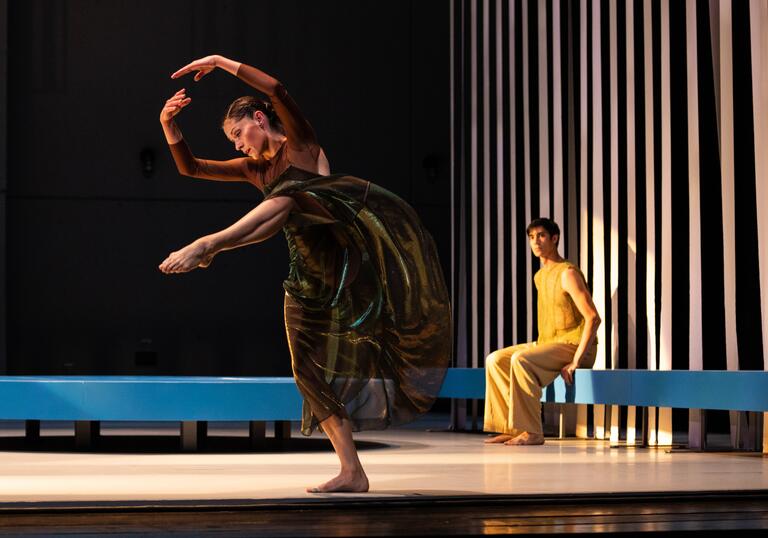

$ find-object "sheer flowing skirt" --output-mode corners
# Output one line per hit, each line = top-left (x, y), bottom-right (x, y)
(267, 171), (451, 435)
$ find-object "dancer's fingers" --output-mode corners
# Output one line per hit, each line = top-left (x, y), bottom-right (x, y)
(166, 95), (187, 105)
(172, 60), (206, 79)
(171, 65), (194, 79)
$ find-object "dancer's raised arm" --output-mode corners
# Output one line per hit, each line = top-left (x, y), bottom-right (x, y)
(160, 88), (255, 183)
(173, 55), (318, 152)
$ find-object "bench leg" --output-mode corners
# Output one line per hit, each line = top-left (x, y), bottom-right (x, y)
(75, 421), (100, 450)
(25, 420), (41, 445)
(181, 421), (207, 451)
(249, 421), (266, 449)
(640, 407), (649, 448)
(274, 421), (292, 440)
(752, 412), (763, 452)
(451, 399), (468, 431)
(736, 412), (762, 452)
(688, 409), (707, 450)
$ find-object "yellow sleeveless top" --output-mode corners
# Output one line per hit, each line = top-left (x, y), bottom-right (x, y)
(534, 260), (586, 346)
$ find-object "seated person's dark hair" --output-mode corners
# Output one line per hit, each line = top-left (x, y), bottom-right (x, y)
(526, 217), (560, 239)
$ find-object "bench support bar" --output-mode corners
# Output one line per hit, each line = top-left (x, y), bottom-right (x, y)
(181, 421), (207, 451)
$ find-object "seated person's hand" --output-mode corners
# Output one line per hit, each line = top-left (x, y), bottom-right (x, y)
(560, 361), (579, 385)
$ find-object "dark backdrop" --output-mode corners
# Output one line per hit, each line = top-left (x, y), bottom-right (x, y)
(4, 0), (450, 375)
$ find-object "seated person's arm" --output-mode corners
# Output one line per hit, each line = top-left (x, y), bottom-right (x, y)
(560, 268), (601, 384)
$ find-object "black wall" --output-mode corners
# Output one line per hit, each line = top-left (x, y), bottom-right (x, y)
(5, 0), (450, 375)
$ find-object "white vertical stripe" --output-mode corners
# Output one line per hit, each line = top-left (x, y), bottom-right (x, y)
(539, 0), (550, 217)
(576, 0), (590, 439)
(749, 0), (768, 454)
(625, 0), (638, 445)
(686, 0), (704, 449)
(510, 0), (518, 345)
(470, 0), (479, 369)
(523, 0), (533, 343)
(658, 0), (673, 446)
(643, 0), (658, 445)
(592, 0), (608, 440)
(483, 0), (491, 360)
(495, 0), (505, 349)
(719, 0), (739, 375)
(553, 1), (565, 231)
(609, 0), (621, 444)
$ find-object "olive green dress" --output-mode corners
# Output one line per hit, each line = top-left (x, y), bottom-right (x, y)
(264, 167), (452, 434)
(169, 70), (452, 435)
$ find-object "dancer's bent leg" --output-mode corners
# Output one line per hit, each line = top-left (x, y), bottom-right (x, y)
(307, 414), (369, 493)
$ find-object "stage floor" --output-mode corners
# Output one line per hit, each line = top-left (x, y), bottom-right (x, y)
(0, 418), (766, 506)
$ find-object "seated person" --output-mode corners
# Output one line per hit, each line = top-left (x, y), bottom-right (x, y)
(484, 218), (600, 445)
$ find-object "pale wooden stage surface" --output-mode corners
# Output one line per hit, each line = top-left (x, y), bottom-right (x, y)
(0, 419), (765, 505)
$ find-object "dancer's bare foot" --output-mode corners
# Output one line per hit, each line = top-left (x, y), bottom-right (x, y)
(307, 469), (369, 493)
(484, 434), (513, 444)
(504, 432), (545, 445)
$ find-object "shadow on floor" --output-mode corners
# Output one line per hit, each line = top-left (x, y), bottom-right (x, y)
(0, 435), (391, 454)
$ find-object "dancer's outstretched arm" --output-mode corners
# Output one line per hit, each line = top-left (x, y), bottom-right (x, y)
(158, 195), (295, 274)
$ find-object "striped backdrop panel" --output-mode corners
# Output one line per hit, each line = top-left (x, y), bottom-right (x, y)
(450, 0), (767, 448)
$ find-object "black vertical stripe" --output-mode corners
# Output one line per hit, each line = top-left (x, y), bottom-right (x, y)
(669, 0), (690, 371)
(652, 0), (662, 360)
(488, 0), (498, 354)
(634, 0), (648, 371)
(463, 0), (474, 367)
(732, 0), (764, 371)
(562, 0), (573, 259)
(600, 0), (611, 365)
(515, 5), (527, 342)
(502, 0), (514, 345)
(696, 0), (727, 371)
(476, 0), (485, 366)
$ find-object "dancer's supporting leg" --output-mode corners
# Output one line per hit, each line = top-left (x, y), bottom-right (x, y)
(307, 414), (369, 493)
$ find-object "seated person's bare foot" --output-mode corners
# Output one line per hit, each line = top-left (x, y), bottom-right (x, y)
(504, 432), (545, 445)
(307, 469), (369, 493)
(484, 434), (513, 444)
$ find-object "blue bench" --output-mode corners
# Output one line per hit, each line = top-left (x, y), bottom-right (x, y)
(440, 368), (768, 449)
(1, 370), (766, 450)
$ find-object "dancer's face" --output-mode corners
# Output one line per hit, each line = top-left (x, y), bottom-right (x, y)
(528, 226), (559, 258)
(223, 112), (267, 158)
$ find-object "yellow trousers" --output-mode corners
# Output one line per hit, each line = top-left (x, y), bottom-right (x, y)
(483, 342), (596, 435)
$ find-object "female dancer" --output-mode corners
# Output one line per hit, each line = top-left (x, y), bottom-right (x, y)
(158, 55), (451, 493)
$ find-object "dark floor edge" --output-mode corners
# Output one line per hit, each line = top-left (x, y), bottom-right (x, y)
(2, 489), (767, 514)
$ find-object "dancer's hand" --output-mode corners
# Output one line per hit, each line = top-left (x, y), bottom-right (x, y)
(560, 361), (578, 386)
(172, 55), (221, 82)
(159, 239), (215, 274)
(160, 89), (192, 123)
